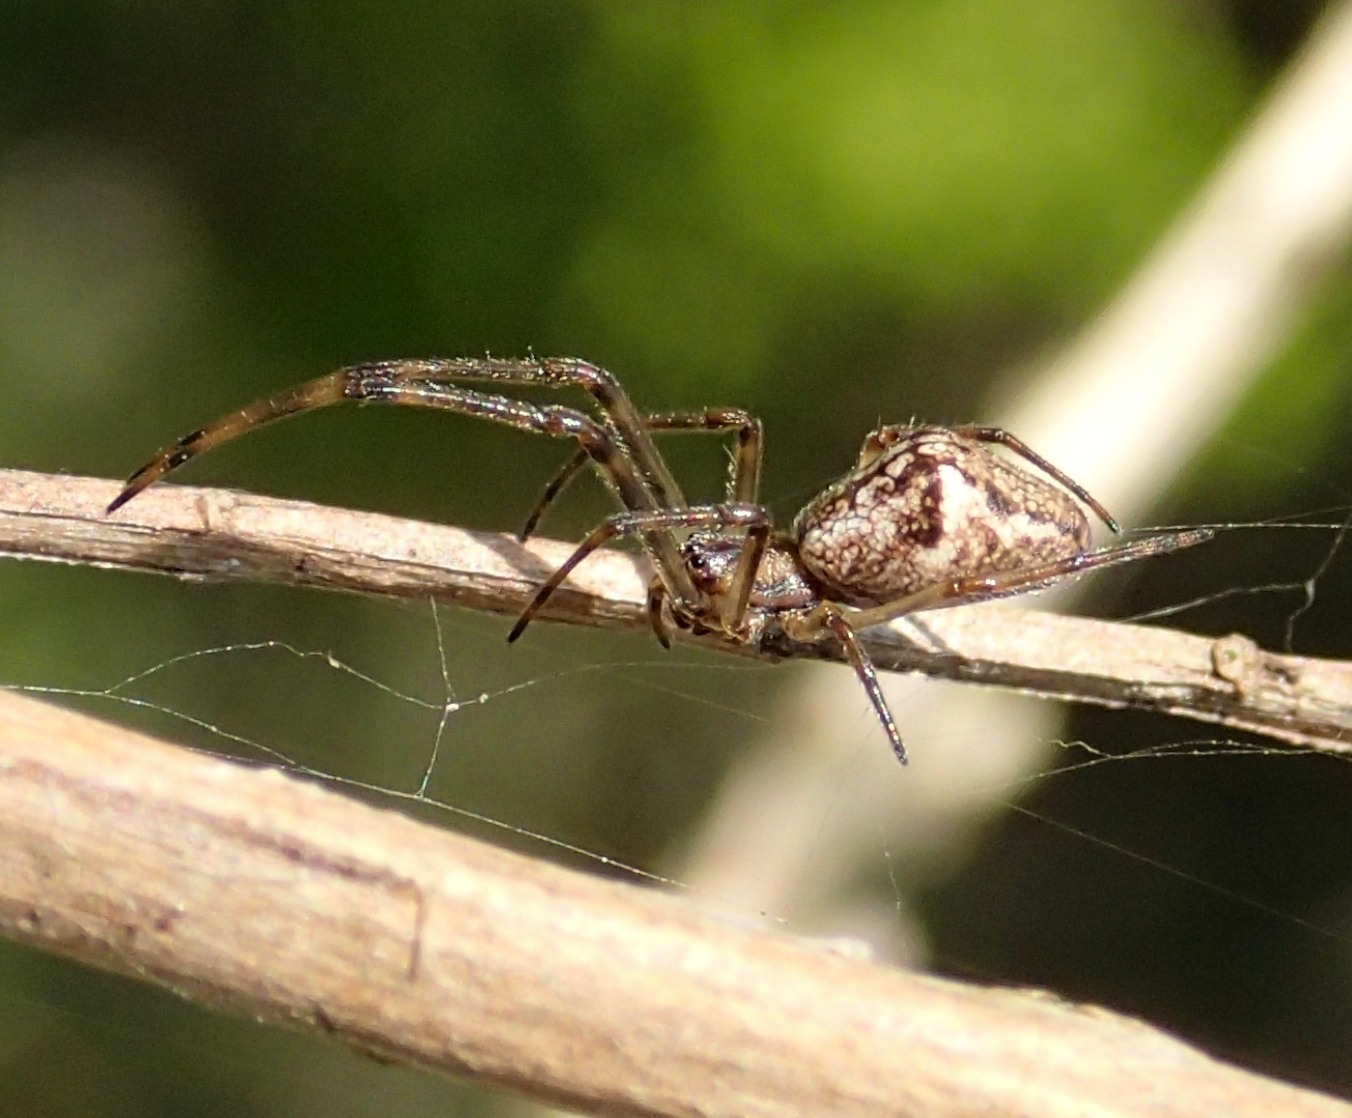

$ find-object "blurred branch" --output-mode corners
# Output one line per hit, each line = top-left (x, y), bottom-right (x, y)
(2, 467), (1351, 758)
(1006, 0), (1352, 508)
(0, 687), (1348, 1118)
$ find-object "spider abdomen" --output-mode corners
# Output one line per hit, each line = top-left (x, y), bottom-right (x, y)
(791, 427), (1092, 606)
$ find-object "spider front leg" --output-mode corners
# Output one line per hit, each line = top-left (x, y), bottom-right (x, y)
(104, 362), (704, 611)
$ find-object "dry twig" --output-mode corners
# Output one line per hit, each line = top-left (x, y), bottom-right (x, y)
(0, 688), (1348, 1117)
(2, 466), (1350, 757)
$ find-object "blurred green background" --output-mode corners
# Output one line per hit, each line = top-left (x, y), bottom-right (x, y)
(3, 1), (1352, 1113)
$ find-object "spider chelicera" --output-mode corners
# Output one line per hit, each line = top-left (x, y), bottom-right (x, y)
(107, 356), (1213, 764)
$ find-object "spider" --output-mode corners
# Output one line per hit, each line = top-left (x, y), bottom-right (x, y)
(107, 356), (1213, 764)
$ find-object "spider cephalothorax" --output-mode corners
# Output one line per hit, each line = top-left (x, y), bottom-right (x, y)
(108, 356), (1212, 764)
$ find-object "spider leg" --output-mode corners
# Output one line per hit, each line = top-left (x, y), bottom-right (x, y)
(108, 367), (666, 512)
(517, 449), (590, 541)
(843, 526), (1215, 631)
(519, 408), (763, 541)
(646, 575), (675, 649)
(507, 502), (772, 642)
(946, 426), (1121, 533)
(779, 604), (906, 765)
(385, 356), (693, 513)
(107, 372), (351, 513)
(338, 376), (713, 611)
(774, 527), (1211, 765)
(110, 353), (693, 507)
(106, 363), (705, 608)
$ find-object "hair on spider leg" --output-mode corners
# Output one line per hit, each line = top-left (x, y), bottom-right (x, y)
(107, 357), (1214, 765)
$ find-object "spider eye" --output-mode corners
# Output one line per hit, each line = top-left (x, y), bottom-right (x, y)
(683, 535), (738, 593)
(684, 550), (712, 582)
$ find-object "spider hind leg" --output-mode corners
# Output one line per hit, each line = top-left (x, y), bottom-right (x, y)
(842, 526), (1216, 632)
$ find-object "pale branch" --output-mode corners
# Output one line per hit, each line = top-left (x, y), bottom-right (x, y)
(3, 466), (1351, 757)
(0, 688), (1347, 1118)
